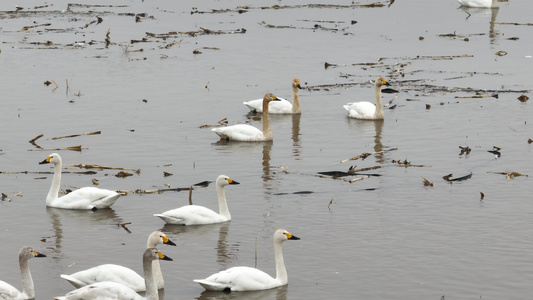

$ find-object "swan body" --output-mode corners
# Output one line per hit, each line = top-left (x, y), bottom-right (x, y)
(458, 0), (498, 8)
(343, 77), (390, 120)
(194, 229), (300, 292)
(212, 93), (280, 142)
(54, 248), (172, 300)
(60, 231), (176, 292)
(243, 78), (303, 114)
(39, 153), (121, 210)
(154, 175), (239, 225)
(0, 247), (46, 300)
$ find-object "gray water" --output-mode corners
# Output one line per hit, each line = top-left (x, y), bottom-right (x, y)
(1, 0), (532, 299)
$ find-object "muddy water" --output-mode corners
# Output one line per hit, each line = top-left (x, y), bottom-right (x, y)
(1, 0), (532, 299)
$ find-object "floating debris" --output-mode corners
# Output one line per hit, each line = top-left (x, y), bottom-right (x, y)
(135, 187), (192, 194)
(199, 118), (228, 128)
(392, 159), (430, 168)
(92, 179), (99, 186)
(517, 94), (529, 102)
(488, 171), (528, 180)
(28, 145), (84, 152)
(119, 222), (131, 233)
(338, 148), (397, 163)
(495, 50), (507, 56)
(488, 146), (501, 158)
(52, 131), (101, 140)
(67, 163), (139, 173)
(459, 145), (471, 156)
(455, 93), (498, 99)
(1, 193), (10, 202)
(163, 171), (173, 177)
(480, 192), (485, 200)
(528, 138), (533, 144)
(443, 172), (472, 182)
(115, 171), (133, 178)
(422, 177), (434, 187)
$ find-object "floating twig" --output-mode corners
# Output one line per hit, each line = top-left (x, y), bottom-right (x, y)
(28, 145), (84, 152)
(119, 222), (132, 233)
(135, 187), (192, 194)
(338, 147), (397, 163)
(52, 131), (101, 140)
(487, 171), (528, 180)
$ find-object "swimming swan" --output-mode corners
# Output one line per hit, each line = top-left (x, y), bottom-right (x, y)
(54, 248), (172, 300)
(243, 78), (303, 114)
(194, 229), (300, 292)
(39, 153), (122, 210)
(0, 246), (46, 300)
(154, 175), (239, 225)
(343, 77), (391, 120)
(458, 0), (498, 8)
(60, 231), (176, 292)
(212, 93), (281, 142)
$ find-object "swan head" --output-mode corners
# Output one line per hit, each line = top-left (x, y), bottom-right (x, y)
(145, 248), (173, 262)
(148, 231), (177, 247)
(39, 153), (61, 165)
(375, 77), (391, 88)
(292, 78), (303, 90)
(19, 246), (46, 260)
(217, 175), (240, 187)
(263, 93), (281, 104)
(275, 229), (300, 242)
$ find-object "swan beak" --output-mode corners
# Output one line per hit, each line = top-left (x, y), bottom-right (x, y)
(163, 236), (177, 246)
(272, 96), (281, 102)
(384, 80), (391, 86)
(33, 250), (47, 258)
(158, 251), (173, 261)
(296, 84), (303, 89)
(286, 233), (301, 240)
(228, 178), (240, 185)
(39, 157), (51, 164)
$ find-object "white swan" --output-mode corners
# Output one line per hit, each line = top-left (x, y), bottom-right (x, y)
(0, 246), (46, 300)
(243, 78), (303, 114)
(343, 77), (391, 120)
(55, 248), (172, 300)
(212, 93), (280, 142)
(458, 0), (498, 8)
(39, 153), (122, 210)
(194, 229), (300, 292)
(154, 175), (239, 225)
(60, 231), (176, 292)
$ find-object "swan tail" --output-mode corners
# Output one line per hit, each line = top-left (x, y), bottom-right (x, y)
(153, 214), (185, 225)
(60, 274), (86, 289)
(193, 279), (227, 291)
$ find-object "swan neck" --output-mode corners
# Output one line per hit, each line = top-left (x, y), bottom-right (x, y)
(143, 255), (158, 300)
(291, 86), (301, 114)
(374, 84), (384, 119)
(262, 101), (273, 140)
(47, 160), (62, 204)
(20, 256), (35, 298)
(152, 260), (163, 290)
(273, 239), (288, 285)
(216, 184), (230, 219)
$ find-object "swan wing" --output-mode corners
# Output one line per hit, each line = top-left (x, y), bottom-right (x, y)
(50, 187), (121, 209)
(60, 264), (146, 292)
(154, 205), (227, 225)
(55, 281), (143, 300)
(212, 124), (264, 142)
(458, 0), (494, 7)
(0, 281), (23, 299)
(243, 98), (292, 114)
(194, 266), (279, 292)
(343, 101), (376, 119)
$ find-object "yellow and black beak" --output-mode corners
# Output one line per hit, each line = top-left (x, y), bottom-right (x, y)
(39, 156), (51, 165)
(227, 178), (240, 185)
(33, 250), (47, 258)
(158, 251), (173, 261)
(286, 233), (300, 240)
(163, 236), (177, 246)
